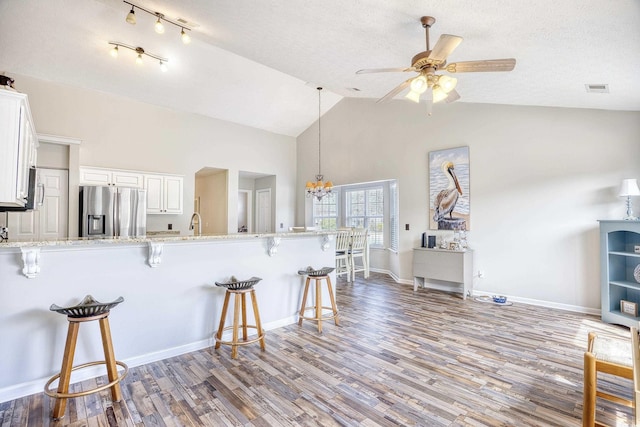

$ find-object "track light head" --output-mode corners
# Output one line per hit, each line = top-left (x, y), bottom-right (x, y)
(125, 7), (136, 24)
(154, 14), (165, 34)
(110, 45), (119, 58)
(181, 28), (191, 44)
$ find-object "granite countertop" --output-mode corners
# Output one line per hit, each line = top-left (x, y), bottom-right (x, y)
(0, 230), (335, 249)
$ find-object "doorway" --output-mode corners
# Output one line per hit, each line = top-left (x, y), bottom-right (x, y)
(237, 190), (252, 232)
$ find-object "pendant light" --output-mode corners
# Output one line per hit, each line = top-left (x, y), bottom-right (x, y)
(305, 87), (333, 201)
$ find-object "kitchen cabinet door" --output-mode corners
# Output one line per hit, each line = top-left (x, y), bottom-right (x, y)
(0, 90), (37, 207)
(79, 167), (143, 188)
(145, 174), (183, 214)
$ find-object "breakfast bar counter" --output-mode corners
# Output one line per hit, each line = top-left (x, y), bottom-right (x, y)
(0, 231), (335, 402)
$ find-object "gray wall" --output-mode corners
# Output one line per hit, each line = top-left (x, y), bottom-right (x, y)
(296, 98), (640, 310)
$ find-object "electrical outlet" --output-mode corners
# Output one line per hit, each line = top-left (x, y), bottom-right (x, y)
(478, 270), (485, 278)
(405, 224), (410, 231)
(635, 245), (640, 254)
(280, 223), (284, 229)
(168, 224), (172, 230)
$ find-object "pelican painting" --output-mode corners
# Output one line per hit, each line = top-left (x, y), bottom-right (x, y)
(429, 147), (470, 230)
(433, 161), (462, 222)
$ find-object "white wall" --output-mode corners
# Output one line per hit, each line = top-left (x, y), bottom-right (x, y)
(14, 74), (298, 235)
(296, 98), (640, 310)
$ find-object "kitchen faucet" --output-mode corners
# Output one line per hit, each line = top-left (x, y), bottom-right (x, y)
(189, 212), (202, 236)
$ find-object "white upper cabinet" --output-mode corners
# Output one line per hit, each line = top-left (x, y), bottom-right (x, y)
(0, 90), (38, 207)
(145, 174), (183, 214)
(79, 167), (144, 188)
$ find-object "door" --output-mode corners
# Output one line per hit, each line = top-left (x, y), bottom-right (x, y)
(256, 188), (271, 233)
(8, 168), (69, 241)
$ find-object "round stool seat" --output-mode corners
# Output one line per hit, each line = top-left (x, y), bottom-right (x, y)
(215, 276), (261, 290)
(50, 295), (124, 318)
(45, 295), (127, 420)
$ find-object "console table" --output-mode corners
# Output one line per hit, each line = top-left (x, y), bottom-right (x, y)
(412, 248), (474, 299)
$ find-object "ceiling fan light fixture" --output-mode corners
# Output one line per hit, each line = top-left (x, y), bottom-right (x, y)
(410, 75), (428, 93)
(438, 75), (458, 93)
(432, 86), (449, 103)
(126, 7), (136, 24)
(405, 90), (422, 103)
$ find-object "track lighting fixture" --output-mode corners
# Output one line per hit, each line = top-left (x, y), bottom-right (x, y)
(123, 1), (192, 44)
(125, 6), (136, 24)
(108, 42), (168, 71)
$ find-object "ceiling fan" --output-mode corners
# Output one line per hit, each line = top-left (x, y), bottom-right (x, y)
(356, 16), (516, 113)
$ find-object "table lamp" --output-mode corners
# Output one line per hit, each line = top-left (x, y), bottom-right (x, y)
(619, 178), (640, 220)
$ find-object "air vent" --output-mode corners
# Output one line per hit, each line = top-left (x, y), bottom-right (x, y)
(585, 84), (609, 93)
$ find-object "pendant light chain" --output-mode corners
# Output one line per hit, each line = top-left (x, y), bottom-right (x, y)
(318, 87), (322, 176)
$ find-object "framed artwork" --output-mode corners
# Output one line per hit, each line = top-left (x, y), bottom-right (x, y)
(429, 146), (470, 230)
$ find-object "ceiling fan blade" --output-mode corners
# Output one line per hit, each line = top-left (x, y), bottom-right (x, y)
(428, 34), (463, 63)
(445, 58), (516, 73)
(445, 89), (461, 103)
(376, 78), (413, 103)
(356, 67), (417, 74)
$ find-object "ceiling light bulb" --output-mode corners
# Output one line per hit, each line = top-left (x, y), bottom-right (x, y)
(438, 75), (458, 93)
(159, 60), (168, 72)
(405, 90), (421, 103)
(110, 45), (119, 58)
(136, 53), (143, 65)
(410, 75), (428, 94)
(432, 86), (449, 103)
(155, 18), (165, 34)
(126, 7), (136, 25)
(181, 28), (191, 44)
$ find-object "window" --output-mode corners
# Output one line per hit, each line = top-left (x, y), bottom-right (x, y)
(311, 180), (398, 250)
(312, 190), (338, 230)
(345, 187), (384, 246)
(389, 181), (398, 252)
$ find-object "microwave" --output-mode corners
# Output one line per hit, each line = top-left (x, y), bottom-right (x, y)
(0, 167), (40, 212)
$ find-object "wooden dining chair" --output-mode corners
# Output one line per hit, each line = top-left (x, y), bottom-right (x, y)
(583, 327), (638, 426)
(349, 228), (369, 282)
(335, 229), (352, 282)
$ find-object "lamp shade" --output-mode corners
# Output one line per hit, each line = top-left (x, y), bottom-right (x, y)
(619, 179), (640, 197)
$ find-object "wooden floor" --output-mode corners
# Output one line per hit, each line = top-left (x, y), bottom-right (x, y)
(0, 273), (634, 426)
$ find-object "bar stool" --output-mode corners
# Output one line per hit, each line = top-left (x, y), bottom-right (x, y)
(297, 267), (339, 333)
(214, 276), (265, 359)
(45, 295), (128, 420)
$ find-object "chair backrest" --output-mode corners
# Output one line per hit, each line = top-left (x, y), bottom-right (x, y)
(351, 228), (368, 251)
(633, 324), (640, 425)
(335, 230), (351, 252)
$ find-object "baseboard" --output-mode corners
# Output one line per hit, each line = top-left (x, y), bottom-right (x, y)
(0, 315), (297, 403)
(380, 272), (601, 317)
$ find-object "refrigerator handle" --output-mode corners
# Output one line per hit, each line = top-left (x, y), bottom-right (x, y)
(114, 188), (119, 237)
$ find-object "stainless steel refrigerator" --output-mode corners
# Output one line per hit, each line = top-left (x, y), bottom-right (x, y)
(80, 186), (147, 238)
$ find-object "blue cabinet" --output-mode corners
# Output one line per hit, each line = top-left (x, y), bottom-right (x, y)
(600, 220), (640, 327)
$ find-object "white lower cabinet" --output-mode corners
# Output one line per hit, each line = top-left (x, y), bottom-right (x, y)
(145, 174), (183, 214)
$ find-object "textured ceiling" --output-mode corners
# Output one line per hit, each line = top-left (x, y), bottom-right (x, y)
(1, 0), (639, 137)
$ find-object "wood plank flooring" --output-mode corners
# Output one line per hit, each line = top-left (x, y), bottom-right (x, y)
(0, 273), (634, 426)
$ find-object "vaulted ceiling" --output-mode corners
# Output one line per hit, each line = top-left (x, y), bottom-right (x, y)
(1, 0), (638, 137)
